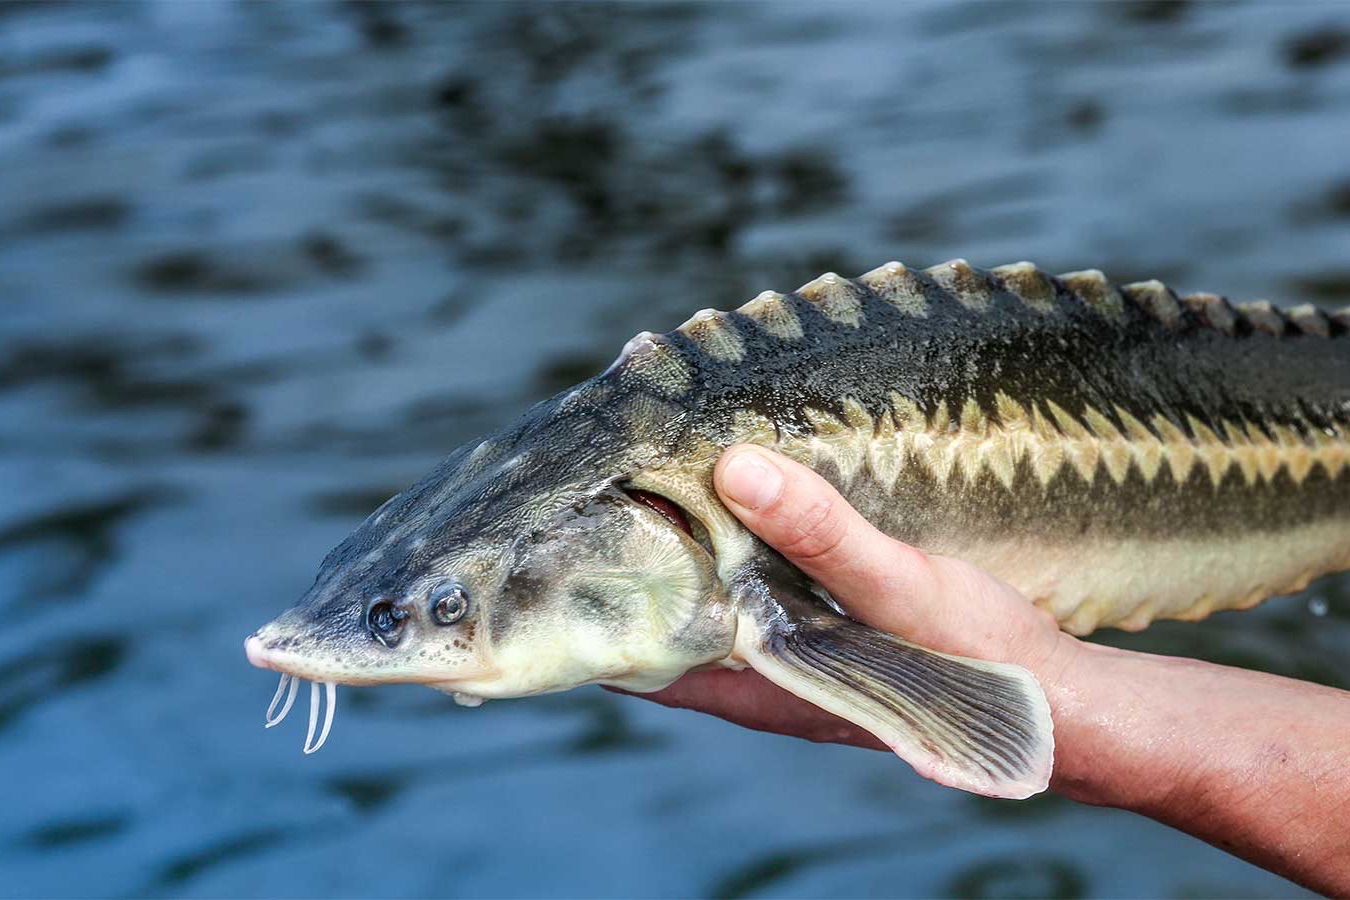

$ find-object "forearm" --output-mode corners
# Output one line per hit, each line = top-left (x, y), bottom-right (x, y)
(1047, 641), (1350, 895)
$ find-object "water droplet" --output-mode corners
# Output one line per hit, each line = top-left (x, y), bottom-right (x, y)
(1308, 595), (1329, 617)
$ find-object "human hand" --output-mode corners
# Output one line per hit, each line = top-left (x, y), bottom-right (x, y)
(631, 443), (1083, 752)
(623, 444), (1350, 894)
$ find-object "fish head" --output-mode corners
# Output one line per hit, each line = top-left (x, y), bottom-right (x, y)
(242, 452), (503, 695)
(246, 418), (737, 704)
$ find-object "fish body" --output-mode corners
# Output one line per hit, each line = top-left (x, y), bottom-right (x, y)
(631, 261), (1350, 635)
(246, 260), (1350, 799)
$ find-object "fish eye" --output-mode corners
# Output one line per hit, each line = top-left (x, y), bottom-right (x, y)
(430, 581), (470, 626)
(366, 598), (408, 648)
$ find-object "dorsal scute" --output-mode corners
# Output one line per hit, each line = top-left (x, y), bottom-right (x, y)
(604, 329), (693, 398)
(737, 289), (804, 341)
(925, 258), (994, 311)
(1235, 300), (1289, 337)
(622, 263), (1349, 397)
(794, 271), (865, 326)
(1287, 303), (1330, 338)
(1121, 279), (1183, 328)
(678, 307), (745, 362)
(1181, 292), (1237, 336)
(991, 261), (1057, 314)
(858, 261), (928, 317)
(1057, 269), (1125, 321)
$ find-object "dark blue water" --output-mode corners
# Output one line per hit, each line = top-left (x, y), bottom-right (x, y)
(2, 2), (1349, 897)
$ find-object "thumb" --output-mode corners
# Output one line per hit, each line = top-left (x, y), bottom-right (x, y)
(713, 444), (939, 627)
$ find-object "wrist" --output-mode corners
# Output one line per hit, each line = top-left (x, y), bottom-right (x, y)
(1041, 637), (1112, 804)
(1039, 638), (1180, 808)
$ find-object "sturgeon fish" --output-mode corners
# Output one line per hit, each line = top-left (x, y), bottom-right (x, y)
(245, 260), (1350, 798)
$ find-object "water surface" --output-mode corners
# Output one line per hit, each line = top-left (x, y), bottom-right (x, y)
(2, 2), (1349, 897)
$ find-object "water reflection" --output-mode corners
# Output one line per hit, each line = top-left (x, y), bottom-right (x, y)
(947, 857), (1086, 900)
(0, 1), (1344, 896)
(0, 635), (127, 732)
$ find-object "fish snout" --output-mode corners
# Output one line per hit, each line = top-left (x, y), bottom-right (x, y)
(243, 623), (324, 679)
(244, 634), (275, 671)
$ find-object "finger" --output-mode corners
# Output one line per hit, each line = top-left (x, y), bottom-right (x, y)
(714, 444), (939, 615)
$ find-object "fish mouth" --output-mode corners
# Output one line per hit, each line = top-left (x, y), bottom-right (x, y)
(245, 635), (345, 755)
(245, 634), (495, 686)
(244, 634), (371, 684)
(246, 633), (500, 754)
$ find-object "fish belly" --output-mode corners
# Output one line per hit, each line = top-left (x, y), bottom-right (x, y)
(777, 417), (1350, 635)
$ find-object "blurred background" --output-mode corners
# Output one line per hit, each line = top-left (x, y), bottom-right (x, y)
(2, 1), (1348, 897)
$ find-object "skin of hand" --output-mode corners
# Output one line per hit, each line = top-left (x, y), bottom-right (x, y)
(628, 444), (1350, 896)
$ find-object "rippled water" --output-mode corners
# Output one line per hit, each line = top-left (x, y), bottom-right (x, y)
(2, 2), (1349, 897)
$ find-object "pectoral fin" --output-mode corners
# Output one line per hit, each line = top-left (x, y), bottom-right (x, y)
(733, 570), (1054, 799)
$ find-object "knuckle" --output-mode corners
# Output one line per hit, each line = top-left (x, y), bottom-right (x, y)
(773, 495), (851, 566)
(894, 541), (934, 577)
(878, 545), (940, 600)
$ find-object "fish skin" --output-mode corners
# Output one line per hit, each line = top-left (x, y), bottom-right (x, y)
(619, 261), (1350, 634)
